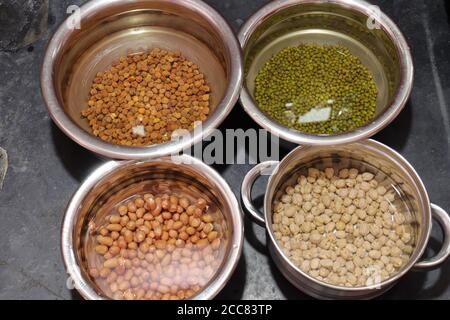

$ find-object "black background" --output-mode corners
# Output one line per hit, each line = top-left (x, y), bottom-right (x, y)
(0, 0), (449, 299)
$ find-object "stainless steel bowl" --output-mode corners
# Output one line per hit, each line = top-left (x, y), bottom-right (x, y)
(62, 155), (243, 300)
(239, 0), (414, 146)
(42, 0), (243, 159)
(241, 140), (450, 299)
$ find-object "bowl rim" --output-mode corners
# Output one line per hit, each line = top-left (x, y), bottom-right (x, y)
(41, 0), (243, 160)
(238, 0), (414, 146)
(61, 154), (244, 300)
(263, 139), (431, 292)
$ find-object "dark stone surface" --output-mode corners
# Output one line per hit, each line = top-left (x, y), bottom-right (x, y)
(0, 0), (449, 300)
(0, 0), (49, 51)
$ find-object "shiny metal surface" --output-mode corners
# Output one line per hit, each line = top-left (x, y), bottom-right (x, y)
(42, 0), (243, 159)
(413, 204), (450, 270)
(61, 155), (244, 300)
(241, 140), (450, 299)
(241, 160), (278, 227)
(239, 0), (414, 146)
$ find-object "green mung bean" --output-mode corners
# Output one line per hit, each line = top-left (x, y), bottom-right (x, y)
(254, 44), (378, 135)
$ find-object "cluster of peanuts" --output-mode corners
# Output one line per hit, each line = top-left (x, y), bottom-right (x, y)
(81, 48), (211, 146)
(88, 193), (223, 300)
(272, 167), (415, 287)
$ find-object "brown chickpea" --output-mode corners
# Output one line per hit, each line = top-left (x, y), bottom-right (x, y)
(136, 218), (144, 227)
(179, 198), (190, 209)
(197, 238), (209, 249)
(111, 231), (120, 240)
(169, 230), (178, 239)
(145, 198), (156, 211)
(134, 198), (145, 208)
(135, 231), (146, 243)
(95, 245), (109, 255)
(173, 221), (184, 230)
(118, 281), (130, 291)
(202, 214), (213, 223)
(107, 224), (122, 232)
(110, 215), (121, 224)
(152, 204), (162, 216)
(194, 208), (203, 218)
(186, 206), (196, 216)
(107, 272), (118, 284)
(143, 213), (153, 221)
(104, 258), (119, 269)
(161, 199), (170, 210)
(143, 194), (154, 200)
(125, 238), (138, 249)
(136, 208), (146, 218)
(126, 221), (136, 231)
(104, 252), (113, 260)
(109, 246), (120, 256)
(97, 236), (113, 247)
(120, 215), (129, 227)
(154, 226), (163, 238)
(169, 204), (178, 213)
(118, 205), (128, 216)
(203, 223), (214, 234)
(190, 217), (201, 228)
(211, 238), (221, 250)
(99, 267), (111, 278)
(118, 239), (127, 249)
(186, 227), (196, 236)
(127, 202), (137, 213)
(190, 235), (200, 244)
(176, 206), (184, 214)
(139, 243), (149, 254)
(207, 231), (219, 242)
(162, 211), (172, 220)
(169, 196), (179, 205)
(197, 198), (207, 210)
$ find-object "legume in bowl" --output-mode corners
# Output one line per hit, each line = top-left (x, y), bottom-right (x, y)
(41, 0), (242, 159)
(241, 140), (450, 299)
(62, 155), (243, 300)
(239, 0), (413, 146)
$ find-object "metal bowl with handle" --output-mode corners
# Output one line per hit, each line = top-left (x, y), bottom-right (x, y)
(241, 140), (450, 299)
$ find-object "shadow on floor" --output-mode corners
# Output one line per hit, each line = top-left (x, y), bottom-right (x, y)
(51, 123), (105, 183)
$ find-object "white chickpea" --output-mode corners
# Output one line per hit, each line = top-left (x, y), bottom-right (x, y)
(292, 193), (303, 205)
(349, 168), (358, 179)
(281, 194), (292, 204)
(272, 167), (415, 288)
(284, 205), (297, 218)
(325, 168), (334, 179)
(289, 223), (300, 235)
(301, 260), (311, 272)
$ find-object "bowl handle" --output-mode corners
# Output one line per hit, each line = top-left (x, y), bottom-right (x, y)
(414, 204), (450, 269)
(241, 161), (279, 227)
